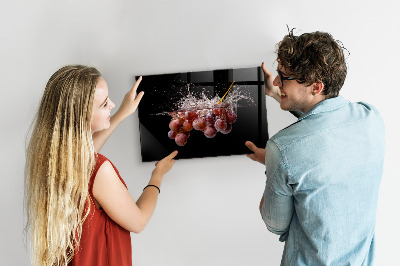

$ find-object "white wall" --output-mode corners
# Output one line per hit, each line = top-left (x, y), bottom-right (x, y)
(1, 0), (399, 265)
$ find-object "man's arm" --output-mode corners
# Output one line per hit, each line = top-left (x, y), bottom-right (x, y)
(261, 62), (301, 119)
(259, 140), (294, 240)
(93, 77), (144, 152)
(260, 184), (293, 238)
(245, 139), (294, 239)
(262, 62), (281, 103)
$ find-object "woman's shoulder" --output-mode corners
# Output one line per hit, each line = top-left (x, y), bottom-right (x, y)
(94, 153), (127, 188)
(97, 160), (117, 178)
(90, 154), (115, 192)
(95, 153), (108, 163)
(91, 153), (109, 178)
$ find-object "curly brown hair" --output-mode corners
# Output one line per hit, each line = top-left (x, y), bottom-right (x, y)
(277, 30), (348, 98)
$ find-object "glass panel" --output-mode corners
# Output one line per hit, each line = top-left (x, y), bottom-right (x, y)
(136, 66), (269, 162)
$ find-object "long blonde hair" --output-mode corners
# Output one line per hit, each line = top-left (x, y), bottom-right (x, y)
(25, 65), (101, 265)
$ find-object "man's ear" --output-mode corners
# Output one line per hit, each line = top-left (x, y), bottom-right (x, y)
(312, 82), (324, 96)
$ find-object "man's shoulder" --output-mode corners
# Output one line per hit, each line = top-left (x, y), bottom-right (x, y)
(347, 101), (385, 132)
(270, 99), (383, 149)
(352, 101), (383, 118)
(269, 121), (306, 150)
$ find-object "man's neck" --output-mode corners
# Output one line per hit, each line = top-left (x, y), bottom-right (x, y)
(301, 95), (327, 113)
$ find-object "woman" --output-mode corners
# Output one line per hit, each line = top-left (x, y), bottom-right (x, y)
(25, 65), (177, 265)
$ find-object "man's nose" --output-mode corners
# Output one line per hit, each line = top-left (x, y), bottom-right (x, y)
(273, 75), (281, 87)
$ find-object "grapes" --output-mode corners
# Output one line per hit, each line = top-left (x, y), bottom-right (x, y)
(226, 110), (237, 124)
(167, 102), (238, 146)
(204, 125), (217, 138)
(205, 113), (215, 125)
(168, 130), (177, 139)
(219, 123), (232, 134)
(169, 119), (182, 132)
(213, 107), (223, 116)
(192, 118), (206, 131)
(175, 133), (188, 146)
(182, 120), (193, 131)
(185, 111), (197, 121)
(214, 118), (227, 132)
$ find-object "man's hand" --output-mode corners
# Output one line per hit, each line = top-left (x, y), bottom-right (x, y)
(245, 141), (266, 165)
(262, 62), (281, 103)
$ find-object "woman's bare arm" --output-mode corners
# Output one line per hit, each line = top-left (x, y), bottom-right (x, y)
(93, 77), (144, 152)
(93, 150), (178, 233)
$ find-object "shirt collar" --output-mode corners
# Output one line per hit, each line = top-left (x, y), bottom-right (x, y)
(298, 95), (350, 121)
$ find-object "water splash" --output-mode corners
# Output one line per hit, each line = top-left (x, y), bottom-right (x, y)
(155, 84), (255, 115)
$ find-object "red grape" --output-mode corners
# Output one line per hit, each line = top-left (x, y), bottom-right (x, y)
(168, 130), (177, 139)
(169, 119), (182, 132)
(226, 110), (237, 124)
(175, 133), (188, 146)
(205, 113), (215, 125)
(185, 110), (197, 121)
(219, 123), (232, 134)
(204, 125), (217, 138)
(192, 118), (206, 131)
(182, 120), (193, 131)
(213, 107), (223, 116)
(214, 118), (227, 131)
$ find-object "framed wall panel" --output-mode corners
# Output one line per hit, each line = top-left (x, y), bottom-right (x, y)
(136, 66), (269, 162)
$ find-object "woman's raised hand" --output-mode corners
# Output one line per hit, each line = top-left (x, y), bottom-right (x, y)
(116, 76), (145, 119)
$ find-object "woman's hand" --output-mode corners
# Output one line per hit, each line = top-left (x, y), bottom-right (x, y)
(115, 76), (144, 120)
(152, 150), (178, 178)
(92, 77), (144, 152)
(262, 62), (281, 103)
(94, 151), (178, 234)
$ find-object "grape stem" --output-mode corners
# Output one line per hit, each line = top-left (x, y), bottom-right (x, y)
(217, 81), (235, 104)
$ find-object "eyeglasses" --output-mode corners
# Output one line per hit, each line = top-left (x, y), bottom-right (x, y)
(277, 70), (297, 86)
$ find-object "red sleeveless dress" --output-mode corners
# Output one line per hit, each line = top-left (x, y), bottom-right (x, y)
(69, 153), (132, 266)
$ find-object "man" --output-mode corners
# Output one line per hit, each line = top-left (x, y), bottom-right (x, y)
(246, 31), (385, 265)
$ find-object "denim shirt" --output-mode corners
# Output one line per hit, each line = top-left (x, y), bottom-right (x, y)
(261, 96), (385, 266)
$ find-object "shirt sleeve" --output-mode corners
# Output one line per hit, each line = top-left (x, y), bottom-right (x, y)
(260, 139), (294, 241)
